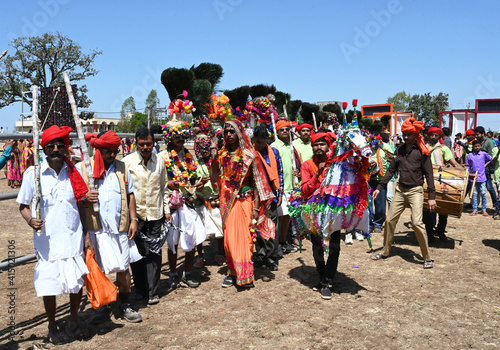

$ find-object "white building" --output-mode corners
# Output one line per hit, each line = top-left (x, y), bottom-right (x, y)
(15, 115), (120, 133)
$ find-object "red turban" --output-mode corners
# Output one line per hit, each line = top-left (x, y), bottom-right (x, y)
(41, 125), (88, 201)
(41, 125), (72, 148)
(85, 131), (121, 180)
(427, 126), (443, 135)
(311, 132), (333, 147)
(466, 129), (475, 136)
(296, 123), (314, 133)
(401, 117), (429, 155)
(275, 120), (290, 131)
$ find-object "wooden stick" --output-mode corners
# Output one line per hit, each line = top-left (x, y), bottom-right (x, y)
(312, 112), (318, 131)
(32, 85), (42, 233)
(469, 171), (478, 199)
(62, 71), (99, 212)
(283, 105), (299, 186)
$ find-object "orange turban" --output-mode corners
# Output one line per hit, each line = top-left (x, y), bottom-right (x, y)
(296, 123), (314, 132)
(401, 117), (429, 155)
(85, 131), (122, 179)
(275, 120), (290, 131)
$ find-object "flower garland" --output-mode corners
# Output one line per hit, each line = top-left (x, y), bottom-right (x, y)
(164, 149), (198, 185)
(221, 148), (245, 202)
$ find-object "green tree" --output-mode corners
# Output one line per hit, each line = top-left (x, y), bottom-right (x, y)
(145, 89), (160, 124)
(408, 92), (449, 125)
(387, 91), (411, 112)
(116, 97), (136, 132)
(0, 32), (102, 108)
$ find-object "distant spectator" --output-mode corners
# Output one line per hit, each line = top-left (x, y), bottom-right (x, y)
(0, 139), (14, 170)
(442, 127), (452, 149)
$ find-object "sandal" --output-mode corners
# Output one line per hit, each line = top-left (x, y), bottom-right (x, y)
(469, 211), (478, 216)
(48, 328), (68, 345)
(65, 321), (91, 340)
(371, 253), (387, 261)
(423, 260), (434, 269)
(482, 211), (489, 217)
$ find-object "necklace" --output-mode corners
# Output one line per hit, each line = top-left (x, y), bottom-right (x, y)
(221, 148), (245, 200)
(164, 149), (198, 185)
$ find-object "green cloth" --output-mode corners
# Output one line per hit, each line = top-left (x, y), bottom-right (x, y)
(428, 144), (454, 165)
(370, 143), (393, 181)
(195, 163), (219, 197)
(293, 138), (313, 162)
(482, 137), (496, 156)
(271, 138), (295, 193)
(493, 148), (500, 184)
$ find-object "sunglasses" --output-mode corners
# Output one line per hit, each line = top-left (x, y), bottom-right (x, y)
(102, 148), (120, 155)
(224, 129), (236, 134)
(278, 128), (290, 132)
(45, 143), (66, 150)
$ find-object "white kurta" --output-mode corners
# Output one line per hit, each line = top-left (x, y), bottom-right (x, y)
(17, 161), (89, 297)
(76, 161), (142, 274)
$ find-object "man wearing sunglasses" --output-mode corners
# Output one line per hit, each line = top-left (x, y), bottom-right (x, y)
(270, 120), (302, 256)
(78, 130), (142, 324)
(17, 125), (93, 343)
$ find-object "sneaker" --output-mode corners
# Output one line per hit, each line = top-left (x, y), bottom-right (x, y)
(282, 243), (298, 254)
(312, 283), (322, 292)
(354, 232), (364, 241)
(91, 305), (111, 324)
(222, 274), (235, 288)
(320, 285), (332, 300)
(193, 256), (205, 269)
(181, 273), (200, 288)
(121, 304), (142, 323)
(148, 295), (160, 305)
(169, 274), (180, 289)
(345, 233), (353, 245)
(215, 254), (227, 266)
(266, 259), (278, 271)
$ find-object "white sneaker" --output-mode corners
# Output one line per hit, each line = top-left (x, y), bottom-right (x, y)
(345, 233), (353, 245)
(354, 232), (364, 241)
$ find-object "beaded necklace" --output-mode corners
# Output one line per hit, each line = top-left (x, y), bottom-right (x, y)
(221, 148), (245, 200)
(164, 149), (198, 185)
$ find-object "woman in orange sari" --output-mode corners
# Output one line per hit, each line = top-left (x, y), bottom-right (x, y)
(210, 120), (275, 288)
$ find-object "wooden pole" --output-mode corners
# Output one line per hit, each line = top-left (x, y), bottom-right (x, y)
(63, 71), (99, 211)
(32, 85), (42, 232)
(312, 112), (318, 131)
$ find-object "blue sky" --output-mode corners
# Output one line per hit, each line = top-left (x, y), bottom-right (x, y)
(1, 0), (500, 131)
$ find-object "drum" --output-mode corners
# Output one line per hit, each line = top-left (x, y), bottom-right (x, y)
(423, 165), (469, 218)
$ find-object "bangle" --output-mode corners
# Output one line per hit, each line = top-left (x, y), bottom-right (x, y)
(130, 217), (138, 222)
(252, 208), (259, 212)
(28, 218), (33, 225)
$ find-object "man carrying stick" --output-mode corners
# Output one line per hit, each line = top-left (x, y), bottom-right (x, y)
(17, 125), (92, 344)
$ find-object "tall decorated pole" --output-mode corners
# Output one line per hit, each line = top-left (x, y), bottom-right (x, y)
(32, 85), (42, 233)
(62, 71), (99, 212)
(284, 107), (299, 187)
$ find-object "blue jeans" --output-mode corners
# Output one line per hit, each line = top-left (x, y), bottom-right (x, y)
(472, 182), (487, 211)
(368, 179), (387, 229)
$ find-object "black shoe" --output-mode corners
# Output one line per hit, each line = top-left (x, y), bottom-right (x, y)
(282, 243), (298, 254)
(277, 245), (284, 259)
(181, 274), (200, 288)
(312, 283), (322, 292)
(221, 275), (235, 288)
(266, 259), (278, 271)
(169, 274), (180, 289)
(240, 282), (254, 288)
(437, 232), (448, 242)
(253, 259), (264, 268)
(320, 285), (332, 300)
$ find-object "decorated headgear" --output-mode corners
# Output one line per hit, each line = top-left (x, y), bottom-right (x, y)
(276, 120), (291, 131)
(194, 135), (212, 159)
(466, 129), (475, 136)
(162, 121), (193, 141)
(168, 91), (196, 116)
(207, 94), (234, 121)
(85, 131), (121, 180)
(427, 126), (443, 135)
(401, 117), (429, 155)
(41, 125), (72, 148)
(246, 95), (279, 124)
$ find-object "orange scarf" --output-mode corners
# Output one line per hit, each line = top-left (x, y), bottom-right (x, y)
(258, 145), (280, 191)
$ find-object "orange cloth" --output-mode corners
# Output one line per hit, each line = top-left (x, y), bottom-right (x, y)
(85, 131), (121, 179)
(224, 195), (254, 286)
(401, 117), (429, 155)
(257, 145), (280, 191)
(276, 120), (290, 131)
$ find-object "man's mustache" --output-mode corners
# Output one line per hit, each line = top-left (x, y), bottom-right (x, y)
(48, 152), (63, 158)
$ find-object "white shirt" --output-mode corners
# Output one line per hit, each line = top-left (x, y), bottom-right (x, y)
(17, 161), (84, 261)
(76, 161), (134, 235)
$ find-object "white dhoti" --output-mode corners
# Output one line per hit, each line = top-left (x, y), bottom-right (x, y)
(90, 232), (142, 274)
(167, 204), (206, 254)
(33, 254), (89, 297)
(195, 205), (223, 238)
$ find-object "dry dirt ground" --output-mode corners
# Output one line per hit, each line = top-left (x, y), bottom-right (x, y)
(0, 165), (499, 349)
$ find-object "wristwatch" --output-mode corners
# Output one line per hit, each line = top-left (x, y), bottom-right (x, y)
(130, 217), (139, 222)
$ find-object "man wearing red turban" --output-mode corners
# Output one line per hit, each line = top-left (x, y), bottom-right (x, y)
(80, 130), (142, 323)
(271, 120), (302, 255)
(293, 123), (315, 161)
(371, 117), (436, 269)
(17, 125), (93, 342)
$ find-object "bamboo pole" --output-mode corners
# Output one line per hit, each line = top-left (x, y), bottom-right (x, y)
(32, 85), (42, 233)
(62, 71), (99, 212)
(312, 112), (318, 131)
(283, 105), (299, 187)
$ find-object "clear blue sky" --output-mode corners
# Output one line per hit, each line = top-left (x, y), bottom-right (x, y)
(1, 0), (500, 131)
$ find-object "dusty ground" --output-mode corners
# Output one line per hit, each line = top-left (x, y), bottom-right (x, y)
(0, 160), (499, 349)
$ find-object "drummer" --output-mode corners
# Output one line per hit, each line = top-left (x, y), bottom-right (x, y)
(371, 117), (436, 269)
(423, 127), (461, 243)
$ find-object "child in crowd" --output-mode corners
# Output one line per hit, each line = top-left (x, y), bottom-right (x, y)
(467, 140), (492, 216)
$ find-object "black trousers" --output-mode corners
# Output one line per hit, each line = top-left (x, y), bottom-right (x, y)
(254, 202), (279, 263)
(422, 211), (448, 236)
(131, 218), (164, 298)
(311, 230), (341, 284)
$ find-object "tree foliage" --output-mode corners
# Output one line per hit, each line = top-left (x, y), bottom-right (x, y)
(387, 91), (449, 125)
(387, 91), (411, 112)
(224, 85), (250, 111)
(274, 91), (291, 116)
(249, 84), (276, 99)
(144, 89), (160, 124)
(300, 102), (320, 123)
(0, 32), (102, 108)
